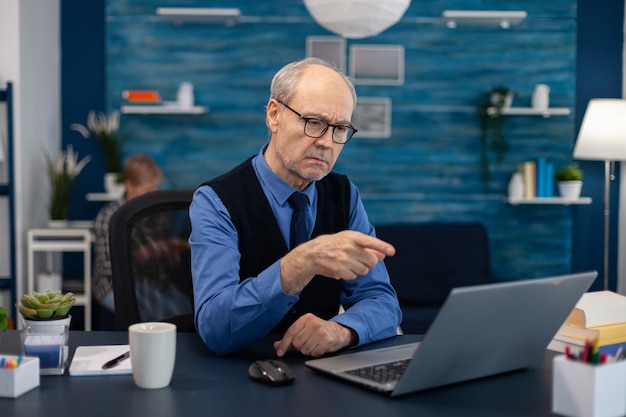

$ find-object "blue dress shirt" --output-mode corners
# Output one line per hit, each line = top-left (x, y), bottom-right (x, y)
(189, 145), (402, 355)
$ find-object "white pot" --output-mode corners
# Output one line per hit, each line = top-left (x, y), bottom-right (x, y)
(104, 172), (125, 197)
(22, 315), (71, 332)
(558, 181), (583, 201)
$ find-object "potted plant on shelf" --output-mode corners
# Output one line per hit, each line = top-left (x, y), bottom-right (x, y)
(71, 110), (125, 197)
(17, 289), (76, 330)
(478, 86), (516, 188)
(0, 305), (7, 332)
(555, 162), (583, 200)
(44, 144), (91, 226)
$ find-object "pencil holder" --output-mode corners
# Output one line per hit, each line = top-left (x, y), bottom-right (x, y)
(0, 355), (40, 398)
(552, 355), (626, 417)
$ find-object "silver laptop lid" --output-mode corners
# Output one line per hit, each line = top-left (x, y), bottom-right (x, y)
(392, 271), (596, 396)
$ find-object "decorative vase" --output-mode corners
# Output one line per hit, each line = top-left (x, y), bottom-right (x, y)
(532, 84), (550, 110)
(558, 181), (582, 201)
(21, 315), (71, 375)
(104, 172), (125, 197)
(47, 220), (68, 228)
(508, 172), (524, 201)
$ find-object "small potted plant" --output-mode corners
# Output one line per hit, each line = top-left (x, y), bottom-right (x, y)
(17, 289), (76, 330)
(0, 305), (7, 332)
(478, 86), (516, 188)
(555, 163), (583, 200)
(71, 110), (126, 196)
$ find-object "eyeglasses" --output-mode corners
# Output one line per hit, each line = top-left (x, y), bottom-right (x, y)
(276, 100), (357, 144)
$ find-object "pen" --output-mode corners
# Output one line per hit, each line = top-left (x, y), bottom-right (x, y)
(102, 351), (130, 370)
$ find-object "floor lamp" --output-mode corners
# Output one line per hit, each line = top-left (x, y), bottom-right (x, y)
(573, 99), (626, 290)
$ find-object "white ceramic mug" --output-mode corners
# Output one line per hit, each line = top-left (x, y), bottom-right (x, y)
(129, 322), (177, 389)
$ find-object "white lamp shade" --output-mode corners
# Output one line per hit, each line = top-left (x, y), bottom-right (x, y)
(303, 0), (411, 39)
(573, 99), (626, 161)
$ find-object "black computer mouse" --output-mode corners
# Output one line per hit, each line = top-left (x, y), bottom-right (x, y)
(248, 359), (295, 386)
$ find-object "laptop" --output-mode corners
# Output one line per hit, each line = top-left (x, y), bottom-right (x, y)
(305, 271), (596, 397)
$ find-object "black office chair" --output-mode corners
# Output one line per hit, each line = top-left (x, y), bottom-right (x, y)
(109, 188), (196, 332)
(376, 222), (492, 334)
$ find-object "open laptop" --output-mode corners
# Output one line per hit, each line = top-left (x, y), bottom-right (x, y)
(305, 271), (596, 397)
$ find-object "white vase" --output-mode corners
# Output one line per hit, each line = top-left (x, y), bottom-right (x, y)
(532, 84), (550, 110)
(558, 181), (582, 201)
(508, 172), (524, 201)
(48, 220), (68, 228)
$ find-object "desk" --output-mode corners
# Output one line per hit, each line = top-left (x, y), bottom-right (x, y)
(0, 331), (558, 417)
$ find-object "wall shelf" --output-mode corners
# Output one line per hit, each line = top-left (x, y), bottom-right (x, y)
(156, 7), (241, 25)
(442, 10), (527, 29)
(507, 197), (592, 205)
(487, 107), (571, 117)
(120, 104), (208, 115)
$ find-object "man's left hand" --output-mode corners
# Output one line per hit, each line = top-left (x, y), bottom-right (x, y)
(273, 313), (356, 357)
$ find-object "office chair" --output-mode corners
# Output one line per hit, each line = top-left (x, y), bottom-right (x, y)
(109, 188), (196, 332)
(376, 222), (492, 334)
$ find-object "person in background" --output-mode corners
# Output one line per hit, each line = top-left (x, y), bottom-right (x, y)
(92, 153), (162, 329)
(190, 57), (402, 357)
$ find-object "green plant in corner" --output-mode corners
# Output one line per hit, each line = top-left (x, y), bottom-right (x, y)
(71, 110), (125, 175)
(16, 289), (76, 320)
(44, 144), (91, 220)
(478, 86), (515, 188)
(0, 306), (7, 331)
(555, 163), (583, 182)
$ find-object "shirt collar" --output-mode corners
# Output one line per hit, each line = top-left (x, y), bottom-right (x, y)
(253, 143), (316, 207)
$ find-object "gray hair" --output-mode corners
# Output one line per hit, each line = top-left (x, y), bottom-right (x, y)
(269, 57), (357, 107)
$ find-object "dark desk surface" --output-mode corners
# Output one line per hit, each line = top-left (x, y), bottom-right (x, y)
(0, 330), (558, 417)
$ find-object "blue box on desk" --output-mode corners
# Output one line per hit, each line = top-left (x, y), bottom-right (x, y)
(0, 355), (40, 398)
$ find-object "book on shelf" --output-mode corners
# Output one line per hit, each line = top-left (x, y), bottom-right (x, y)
(517, 158), (555, 199)
(565, 291), (626, 328)
(122, 90), (161, 103)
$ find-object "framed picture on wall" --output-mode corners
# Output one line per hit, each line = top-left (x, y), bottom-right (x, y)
(349, 45), (405, 85)
(306, 36), (347, 71)
(352, 98), (391, 139)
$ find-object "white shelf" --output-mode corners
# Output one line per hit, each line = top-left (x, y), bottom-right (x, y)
(27, 228), (92, 330)
(442, 10), (527, 29)
(487, 107), (571, 117)
(121, 104), (208, 115)
(507, 197), (592, 205)
(86, 192), (121, 202)
(156, 7), (241, 25)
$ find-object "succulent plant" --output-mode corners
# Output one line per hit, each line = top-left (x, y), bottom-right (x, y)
(17, 289), (76, 320)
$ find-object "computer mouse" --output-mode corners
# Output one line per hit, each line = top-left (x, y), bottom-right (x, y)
(248, 359), (295, 386)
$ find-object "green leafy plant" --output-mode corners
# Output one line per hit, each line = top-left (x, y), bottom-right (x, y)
(17, 289), (76, 320)
(555, 163), (583, 182)
(478, 86), (515, 188)
(0, 306), (7, 331)
(71, 110), (124, 174)
(44, 145), (91, 220)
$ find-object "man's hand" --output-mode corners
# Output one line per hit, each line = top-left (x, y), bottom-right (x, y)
(273, 313), (357, 357)
(280, 230), (396, 294)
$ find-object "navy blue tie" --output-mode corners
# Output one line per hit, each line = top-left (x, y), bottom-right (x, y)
(288, 192), (309, 249)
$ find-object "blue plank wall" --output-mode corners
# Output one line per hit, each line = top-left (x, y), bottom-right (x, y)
(104, 0), (577, 282)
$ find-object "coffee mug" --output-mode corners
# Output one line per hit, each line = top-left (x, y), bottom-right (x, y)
(129, 322), (177, 389)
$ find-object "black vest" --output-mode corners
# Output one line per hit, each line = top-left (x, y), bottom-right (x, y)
(205, 157), (351, 333)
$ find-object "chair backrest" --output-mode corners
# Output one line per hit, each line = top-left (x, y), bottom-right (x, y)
(109, 188), (195, 332)
(375, 222), (492, 333)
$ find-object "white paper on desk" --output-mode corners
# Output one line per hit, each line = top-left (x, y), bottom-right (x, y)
(69, 345), (132, 376)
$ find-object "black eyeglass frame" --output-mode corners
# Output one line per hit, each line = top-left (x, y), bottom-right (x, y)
(276, 100), (358, 144)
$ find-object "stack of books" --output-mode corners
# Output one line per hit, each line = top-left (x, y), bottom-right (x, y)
(550, 291), (626, 355)
(517, 157), (555, 199)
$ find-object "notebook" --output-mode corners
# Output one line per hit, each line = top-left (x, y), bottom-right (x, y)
(305, 271), (596, 397)
(69, 345), (132, 376)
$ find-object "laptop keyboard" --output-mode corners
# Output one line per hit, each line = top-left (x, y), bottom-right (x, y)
(345, 359), (411, 384)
